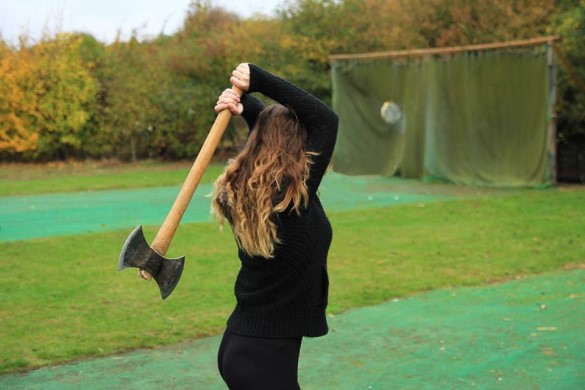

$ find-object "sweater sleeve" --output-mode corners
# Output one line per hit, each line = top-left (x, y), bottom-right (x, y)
(247, 64), (339, 194)
(240, 93), (265, 132)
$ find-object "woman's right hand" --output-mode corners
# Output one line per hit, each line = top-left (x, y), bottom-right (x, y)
(215, 88), (243, 115)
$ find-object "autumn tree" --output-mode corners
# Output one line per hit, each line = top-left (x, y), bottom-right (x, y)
(161, 1), (275, 156)
(1, 0), (582, 166)
(263, 0), (414, 105)
(73, 33), (111, 158)
(0, 34), (97, 160)
(0, 41), (39, 158)
(397, 0), (556, 47)
(97, 35), (172, 161)
(550, 0), (585, 180)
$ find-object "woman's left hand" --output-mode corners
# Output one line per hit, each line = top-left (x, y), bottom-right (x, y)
(215, 88), (243, 115)
(230, 63), (250, 92)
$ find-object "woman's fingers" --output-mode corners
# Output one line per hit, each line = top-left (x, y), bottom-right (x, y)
(214, 63), (249, 113)
(230, 63), (250, 91)
(219, 88), (239, 100)
(216, 89), (239, 105)
(236, 63), (250, 78)
(215, 89), (243, 114)
(215, 102), (242, 115)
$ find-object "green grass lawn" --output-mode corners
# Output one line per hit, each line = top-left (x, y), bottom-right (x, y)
(0, 164), (584, 374)
(0, 160), (226, 196)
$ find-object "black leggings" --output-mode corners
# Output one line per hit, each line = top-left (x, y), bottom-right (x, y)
(217, 329), (302, 390)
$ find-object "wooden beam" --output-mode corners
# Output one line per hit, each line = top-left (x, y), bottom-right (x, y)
(329, 36), (558, 62)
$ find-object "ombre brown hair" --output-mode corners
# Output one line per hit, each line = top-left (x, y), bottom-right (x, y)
(211, 104), (315, 258)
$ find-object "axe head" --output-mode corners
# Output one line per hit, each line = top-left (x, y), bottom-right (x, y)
(118, 225), (185, 300)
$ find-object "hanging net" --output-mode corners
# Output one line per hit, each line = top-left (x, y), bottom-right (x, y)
(330, 38), (557, 187)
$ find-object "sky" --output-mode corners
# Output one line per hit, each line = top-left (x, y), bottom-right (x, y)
(0, 0), (284, 44)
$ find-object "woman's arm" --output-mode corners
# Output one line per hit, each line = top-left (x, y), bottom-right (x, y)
(247, 64), (338, 132)
(240, 93), (265, 132)
(245, 64), (339, 193)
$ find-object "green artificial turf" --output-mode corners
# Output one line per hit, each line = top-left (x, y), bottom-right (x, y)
(1, 187), (583, 373)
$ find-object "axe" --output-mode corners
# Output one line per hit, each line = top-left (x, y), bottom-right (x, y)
(118, 86), (243, 299)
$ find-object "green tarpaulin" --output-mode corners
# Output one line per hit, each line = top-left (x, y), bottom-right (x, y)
(331, 41), (556, 187)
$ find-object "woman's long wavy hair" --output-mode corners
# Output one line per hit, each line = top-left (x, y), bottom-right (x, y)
(211, 104), (315, 259)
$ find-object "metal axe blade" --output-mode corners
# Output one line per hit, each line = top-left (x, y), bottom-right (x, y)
(118, 225), (185, 299)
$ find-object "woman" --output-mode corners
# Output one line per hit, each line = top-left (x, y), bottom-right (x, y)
(211, 63), (338, 390)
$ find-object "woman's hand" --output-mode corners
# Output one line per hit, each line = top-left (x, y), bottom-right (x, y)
(215, 88), (243, 115)
(230, 63), (250, 92)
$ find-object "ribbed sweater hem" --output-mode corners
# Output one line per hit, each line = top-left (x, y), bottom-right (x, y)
(226, 306), (329, 338)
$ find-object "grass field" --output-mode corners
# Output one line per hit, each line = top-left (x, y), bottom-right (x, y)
(0, 160), (225, 196)
(0, 162), (584, 374)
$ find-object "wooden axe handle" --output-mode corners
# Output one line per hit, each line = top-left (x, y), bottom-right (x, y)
(151, 85), (243, 257)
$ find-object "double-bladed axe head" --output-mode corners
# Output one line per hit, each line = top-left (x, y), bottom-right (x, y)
(118, 225), (185, 300)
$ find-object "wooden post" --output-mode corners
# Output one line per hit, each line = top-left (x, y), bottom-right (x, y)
(547, 42), (558, 186)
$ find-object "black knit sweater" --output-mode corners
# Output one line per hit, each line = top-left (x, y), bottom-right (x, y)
(224, 64), (339, 338)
